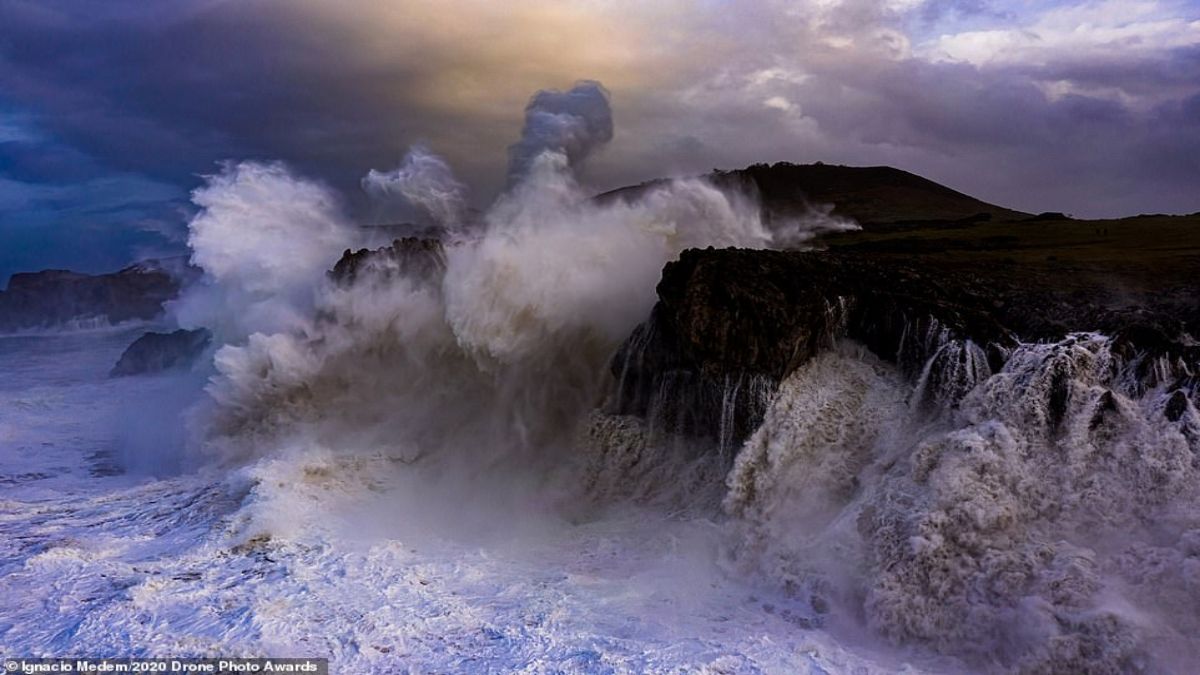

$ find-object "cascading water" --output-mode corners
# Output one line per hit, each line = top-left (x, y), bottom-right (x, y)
(723, 331), (1200, 673)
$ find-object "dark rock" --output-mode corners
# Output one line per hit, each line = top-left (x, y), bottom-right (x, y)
(611, 248), (1016, 444)
(1110, 326), (1200, 393)
(111, 329), (211, 377)
(1111, 325), (1180, 360)
(330, 238), (445, 287)
(0, 257), (196, 331)
(612, 243), (1200, 448)
(1046, 361), (1074, 428)
(1089, 390), (1121, 430)
(1164, 390), (1190, 423)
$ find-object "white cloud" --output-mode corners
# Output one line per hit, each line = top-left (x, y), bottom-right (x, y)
(925, 0), (1200, 67)
(763, 96), (796, 112)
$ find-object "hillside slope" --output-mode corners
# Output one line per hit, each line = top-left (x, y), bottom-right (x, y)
(599, 162), (1028, 226)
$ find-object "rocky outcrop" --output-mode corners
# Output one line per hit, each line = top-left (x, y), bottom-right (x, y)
(611, 247), (1199, 447)
(111, 328), (212, 377)
(330, 237), (445, 287)
(0, 258), (196, 332)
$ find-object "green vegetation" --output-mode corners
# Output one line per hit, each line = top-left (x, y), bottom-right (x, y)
(817, 212), (1200, 338)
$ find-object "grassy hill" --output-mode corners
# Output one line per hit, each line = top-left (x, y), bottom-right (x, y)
(817, 211), (1200, 338)
(599, 161), (1028, 226)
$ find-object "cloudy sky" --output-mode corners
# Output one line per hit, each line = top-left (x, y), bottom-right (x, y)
(1, 0), (1198, 281)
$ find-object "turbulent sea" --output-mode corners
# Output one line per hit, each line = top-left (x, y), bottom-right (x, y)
(2, 308), (1199, 673)
(0, 325), (921, 673)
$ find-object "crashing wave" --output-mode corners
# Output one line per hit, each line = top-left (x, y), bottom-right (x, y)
(725, 332), (1200, 672)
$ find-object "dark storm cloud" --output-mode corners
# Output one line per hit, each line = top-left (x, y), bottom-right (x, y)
(0, 108), (188, 281)
(0, 1), (413, 188)
(0, 0), (1198, 279)
(0, 0), (441, 280)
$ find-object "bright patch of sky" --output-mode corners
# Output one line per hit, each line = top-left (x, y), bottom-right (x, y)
(912, 0), (1200, 65)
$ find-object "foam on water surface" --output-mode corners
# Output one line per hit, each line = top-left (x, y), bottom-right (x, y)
(0, 331), (928, 673)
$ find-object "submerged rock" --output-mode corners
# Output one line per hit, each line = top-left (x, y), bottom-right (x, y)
(110, 328), (211, 377)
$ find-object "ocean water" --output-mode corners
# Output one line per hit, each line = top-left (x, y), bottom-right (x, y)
(0, 326), (921, 673)
(3, 323), (1198, 672)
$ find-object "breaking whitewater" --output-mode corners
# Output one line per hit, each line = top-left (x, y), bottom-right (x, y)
(3, 84), (1199, 673)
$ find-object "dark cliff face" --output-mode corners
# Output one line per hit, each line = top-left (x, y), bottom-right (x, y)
(610, 249), (1017, 444)
(612, 225), (1200, 447)
(0, 259), (195, 331)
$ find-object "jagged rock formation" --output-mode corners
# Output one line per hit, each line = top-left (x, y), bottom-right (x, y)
(111, 328), (212, 376)
(330, 237), (445, 287)
(0, 258), (195, 331)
